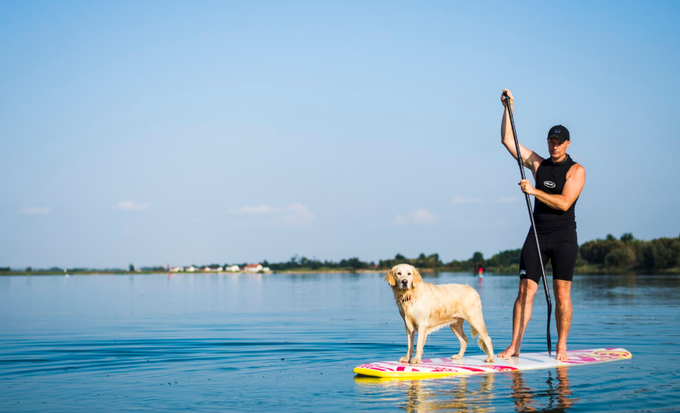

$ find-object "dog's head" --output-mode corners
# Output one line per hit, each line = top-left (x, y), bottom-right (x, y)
(385, 263), (422, 290)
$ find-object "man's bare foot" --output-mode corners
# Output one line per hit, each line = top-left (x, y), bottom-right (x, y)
(556, 345), (569, 361)
(497, 345), (520, 359)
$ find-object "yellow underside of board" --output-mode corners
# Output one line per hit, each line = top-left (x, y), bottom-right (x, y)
(353, 367), (464, 379)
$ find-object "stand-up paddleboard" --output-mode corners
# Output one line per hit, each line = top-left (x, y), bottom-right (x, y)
(354, 348), (631, 379)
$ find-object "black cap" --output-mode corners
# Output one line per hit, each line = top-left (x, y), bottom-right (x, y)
(548, 125), (570, 142)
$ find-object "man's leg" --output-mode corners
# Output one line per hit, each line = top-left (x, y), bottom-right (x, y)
(551, 227), (577, 361)
(553, 279), (572, 361)
(498, 279), (538, 358)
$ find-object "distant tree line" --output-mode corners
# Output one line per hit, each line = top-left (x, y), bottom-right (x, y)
(2, 234), (679, 275)
(263, 255), (375, 271)
(578, 233), (680, 272)
(261, 233), (680, 274)
(261, 252), (499, 273)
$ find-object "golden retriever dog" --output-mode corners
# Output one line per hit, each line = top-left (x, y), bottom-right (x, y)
(385, 264), (494, 364)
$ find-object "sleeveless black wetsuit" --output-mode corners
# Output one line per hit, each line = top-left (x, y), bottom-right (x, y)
(519, 155), (579, 283)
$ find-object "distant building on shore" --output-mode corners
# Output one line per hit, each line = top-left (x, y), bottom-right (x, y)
(244, 263), (262, 273)
(167, 264), (269, 274)
(244, 263), (271, 273)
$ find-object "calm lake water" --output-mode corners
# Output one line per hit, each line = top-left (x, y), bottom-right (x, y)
(1, 272), (678, 412)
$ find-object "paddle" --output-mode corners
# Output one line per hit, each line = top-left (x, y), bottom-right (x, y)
(503, 91), (553, 357)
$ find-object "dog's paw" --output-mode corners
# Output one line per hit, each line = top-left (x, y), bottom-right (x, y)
(399, 356), (410, 364)
(450, 354), (463, 360)
(409, 358), (422, 365)
(484, 356), (495, 363)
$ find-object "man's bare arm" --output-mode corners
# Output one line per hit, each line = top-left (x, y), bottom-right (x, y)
(519, 164), (586, 211)
(501, 89), (543, 175)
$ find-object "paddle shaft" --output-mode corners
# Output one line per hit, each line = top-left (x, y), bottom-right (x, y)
(503, 92), (553, 357)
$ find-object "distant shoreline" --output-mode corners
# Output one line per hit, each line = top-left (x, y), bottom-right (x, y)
(5, 234), (679, 276)
(2, 267), (679, 276)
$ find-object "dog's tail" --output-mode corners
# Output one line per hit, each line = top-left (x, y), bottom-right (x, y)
(470, 325), (490, 355)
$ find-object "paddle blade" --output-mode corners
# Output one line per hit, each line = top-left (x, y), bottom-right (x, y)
(547, 305), (552, 357)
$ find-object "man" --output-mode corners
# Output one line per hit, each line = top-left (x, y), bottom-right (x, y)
(498, 89), (586, 361)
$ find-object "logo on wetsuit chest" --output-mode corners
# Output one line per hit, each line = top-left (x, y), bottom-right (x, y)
(543, 181), (556, 189)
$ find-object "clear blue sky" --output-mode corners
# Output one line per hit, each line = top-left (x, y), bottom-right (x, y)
(2, 1), (679, 269)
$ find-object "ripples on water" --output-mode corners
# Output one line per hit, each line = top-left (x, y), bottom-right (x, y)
(0, 273), (678, 412)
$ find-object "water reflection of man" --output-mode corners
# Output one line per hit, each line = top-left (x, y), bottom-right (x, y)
(511, 368), (577, 412)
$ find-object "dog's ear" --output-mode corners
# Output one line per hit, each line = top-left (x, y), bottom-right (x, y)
(385, 268), (396, 286)
(412, 267), (422, 287)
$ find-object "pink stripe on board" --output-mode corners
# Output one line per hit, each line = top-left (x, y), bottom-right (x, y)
(453, 365), (486, 373)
